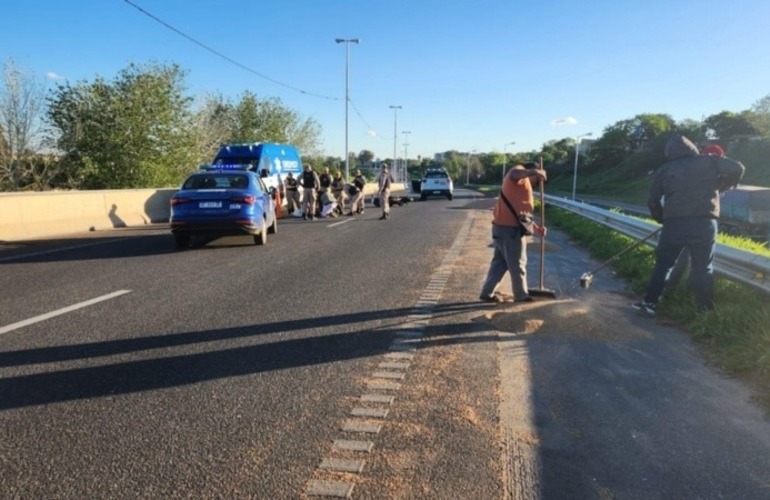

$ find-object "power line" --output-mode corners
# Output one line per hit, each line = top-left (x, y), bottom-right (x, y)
(122, 0), (339, 101)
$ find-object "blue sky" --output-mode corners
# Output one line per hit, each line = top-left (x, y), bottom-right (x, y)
(4, 0), (770, 160)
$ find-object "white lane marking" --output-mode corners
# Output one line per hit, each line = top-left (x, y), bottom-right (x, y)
(327, 218), (353, 228)
(0, 290), (132, 335)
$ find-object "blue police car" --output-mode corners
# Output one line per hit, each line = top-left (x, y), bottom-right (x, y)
(170, 164), (277, 249)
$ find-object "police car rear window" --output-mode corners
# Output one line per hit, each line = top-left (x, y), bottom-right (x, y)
(184, 174), (250, 190)
(425, 171), (448, 178)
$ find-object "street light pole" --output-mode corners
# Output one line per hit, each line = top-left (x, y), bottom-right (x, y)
(466, 149), (476, 185)
(389, 105), (402, 176)
(502, 141), (515, 183)
(571, 132), (593, 201)
(402, 131), (411, 184)
(336, 37), (359, 181)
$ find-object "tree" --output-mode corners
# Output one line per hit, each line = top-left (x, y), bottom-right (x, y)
(747, 94), (770, 138)
(703, 111), (759, 144)
(47, 62), (195, 188)
(357, 149), (374, 166)
(0, 59), (45, 190)
(228, 91), (320, 153)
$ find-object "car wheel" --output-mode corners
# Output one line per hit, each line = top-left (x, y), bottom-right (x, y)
(174, 234), (190, 250)
(447, 192), (453, 201)
(268, 216), (277, 234)
(420, 193), (427, 201)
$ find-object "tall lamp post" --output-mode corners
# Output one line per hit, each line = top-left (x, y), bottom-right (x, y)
(402, 130), (411, 184)
(466, 149), (476, 185)
(389, 105), (402, 176)
(571, 132), (593, 200)
(502, 141), (515, 183)
(335, 37), (359, 181)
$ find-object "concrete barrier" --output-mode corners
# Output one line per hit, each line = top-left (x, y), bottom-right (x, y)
(0, 182), (407, 242)
(0, 189), (176, 241)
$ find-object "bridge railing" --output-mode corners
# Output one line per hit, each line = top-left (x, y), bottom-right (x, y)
(544, 195), (770, 295)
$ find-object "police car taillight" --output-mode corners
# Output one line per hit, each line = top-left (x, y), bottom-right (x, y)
(170, 197), (190, 206)
(231, 195), (256, 205)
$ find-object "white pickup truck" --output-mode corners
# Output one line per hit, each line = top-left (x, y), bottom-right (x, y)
(420, 169), (454, 201)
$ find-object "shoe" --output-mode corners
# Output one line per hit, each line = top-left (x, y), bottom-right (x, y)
(632, 301), (656, 315)
(347, 211), (354, 216)
(379, 214), (387, 220)
(302, 214), (307, 220)
(479, 295), (503, 303)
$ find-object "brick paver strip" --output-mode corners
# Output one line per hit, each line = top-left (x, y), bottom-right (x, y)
(320, 458), (365, 473)
(333, 439), (374, 452)
(305, 479), (354, 498)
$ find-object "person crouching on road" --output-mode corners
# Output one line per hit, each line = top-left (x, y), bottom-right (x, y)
(331, 170), (346, 215)
(300, 164), (320, 220)
(377, 163), (394, 220)
(320, 190), (338, 218)
(479, 162), (547, 304)
(284, 172), (300, 215)
(347, 169), (367, 216)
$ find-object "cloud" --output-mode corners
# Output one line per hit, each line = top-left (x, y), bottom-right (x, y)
(551, 116), (577, 126)
(46, 72), (65, 80)
(367, 129), (377, 137)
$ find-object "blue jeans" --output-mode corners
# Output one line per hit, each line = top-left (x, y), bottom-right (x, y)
(480, 224), (530, 300)
(644, 217), (717, 310)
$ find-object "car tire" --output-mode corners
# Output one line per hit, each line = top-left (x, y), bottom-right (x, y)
(268, 216), (277, 234)
(447, 192), (453, 201)
(174, 234), (190, 250)
(420, 193), (427, 201)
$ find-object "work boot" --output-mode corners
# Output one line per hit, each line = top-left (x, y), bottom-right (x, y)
(379, 214), (387, 220)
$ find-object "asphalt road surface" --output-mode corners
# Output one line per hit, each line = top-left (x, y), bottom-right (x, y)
(1, 189), (769, 499)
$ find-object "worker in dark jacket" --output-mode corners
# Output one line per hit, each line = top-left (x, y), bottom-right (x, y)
(633, 135), (745, 315)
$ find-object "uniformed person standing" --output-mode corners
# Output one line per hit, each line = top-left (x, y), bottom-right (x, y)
(331, 170), (346, 215)
(284, 172), (300, 215)
(377, 163), (394, 220)
(300, 164), (320, 220)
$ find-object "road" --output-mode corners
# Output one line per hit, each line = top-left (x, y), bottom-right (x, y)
(1, 189), (769, 499)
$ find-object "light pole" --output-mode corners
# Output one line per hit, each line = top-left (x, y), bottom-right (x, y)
(336, 37), (359, 181)
(402, 130), (411, 184)
(572, 132), (593, 200)
(389, 105), (402, 177)
(466, 149), (476, 185)
(502, 141), (515, 183)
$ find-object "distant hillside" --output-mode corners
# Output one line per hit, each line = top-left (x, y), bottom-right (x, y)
(547, 139), (769, 204)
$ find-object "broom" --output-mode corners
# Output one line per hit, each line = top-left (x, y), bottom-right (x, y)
(528, 156), (557, 299)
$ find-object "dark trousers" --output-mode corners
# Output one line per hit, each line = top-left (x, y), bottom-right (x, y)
(644, 216), (717, 310)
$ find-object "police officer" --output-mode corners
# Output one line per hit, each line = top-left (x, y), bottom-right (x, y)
(377, 163), (394, 220)
(331, 170), (346, 215)
(347, 169), (367, 215)
(284, 172), (300, 215)
(300, 164), (320, 220)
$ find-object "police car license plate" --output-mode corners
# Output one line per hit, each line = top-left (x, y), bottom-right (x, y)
(199, 201), (222, 208)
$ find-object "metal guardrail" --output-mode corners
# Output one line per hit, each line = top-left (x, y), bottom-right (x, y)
(544, 194), (770, 295)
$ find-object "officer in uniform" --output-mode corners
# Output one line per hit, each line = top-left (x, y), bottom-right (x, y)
(299, 164), (320, 220)
(284, 172), (300, 215)
(347, 169), (367, 215)
(331, 170), (346, 215)
(377, 163), (394, 220)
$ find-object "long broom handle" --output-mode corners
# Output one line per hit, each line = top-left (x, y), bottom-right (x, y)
(587, 227), (662, 276)
(538, 156), (546, 288)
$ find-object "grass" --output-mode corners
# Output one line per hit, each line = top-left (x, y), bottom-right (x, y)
(547, 206), (770, 406)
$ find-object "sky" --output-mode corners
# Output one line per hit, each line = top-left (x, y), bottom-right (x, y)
(3, 0), (770, 161)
